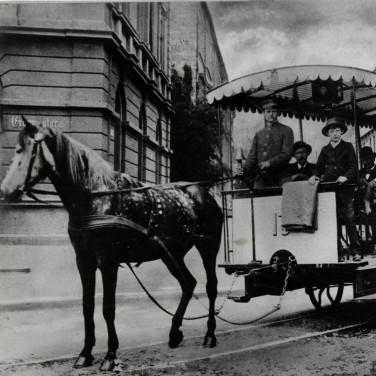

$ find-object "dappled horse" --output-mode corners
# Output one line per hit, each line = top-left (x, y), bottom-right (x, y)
(0, 118), (223, 371)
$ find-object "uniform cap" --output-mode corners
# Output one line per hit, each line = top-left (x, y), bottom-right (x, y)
(260, 98), (278, 110)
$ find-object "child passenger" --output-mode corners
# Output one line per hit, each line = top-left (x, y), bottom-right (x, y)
(309, 117), (361, 262)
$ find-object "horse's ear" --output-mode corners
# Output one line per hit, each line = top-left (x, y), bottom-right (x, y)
(41, 126), (59, 151)
(21, 116), (38, 136)
(43, 126), (57, 139)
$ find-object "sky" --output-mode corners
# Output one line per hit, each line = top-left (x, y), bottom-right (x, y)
(209, 0), (376, 80)
(207, 0), (376, 159)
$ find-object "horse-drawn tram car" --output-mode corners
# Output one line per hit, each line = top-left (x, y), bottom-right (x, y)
(207, 65), (376, 310)
(4, 65), (376, 372)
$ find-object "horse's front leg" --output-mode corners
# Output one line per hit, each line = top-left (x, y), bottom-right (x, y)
(99, 262), (119, 372)
(162, 253), (197, 348)
(74, 259), (96, 368)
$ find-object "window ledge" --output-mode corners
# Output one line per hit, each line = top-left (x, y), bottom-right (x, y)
(143, 135), (160, 147)
(124, 121), (143, 135)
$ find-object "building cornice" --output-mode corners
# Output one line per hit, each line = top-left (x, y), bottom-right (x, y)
(200, 2), (228, 83)
(0, 25), (174, 114)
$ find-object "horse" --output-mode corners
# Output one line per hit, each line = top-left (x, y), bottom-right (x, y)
(0, 118), (223, 371)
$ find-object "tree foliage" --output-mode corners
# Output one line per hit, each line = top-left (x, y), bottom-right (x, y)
(170, 65), (225, 182)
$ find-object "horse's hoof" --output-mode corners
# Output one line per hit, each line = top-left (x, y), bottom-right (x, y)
(73, 354), (94, 368)
(203, 335), (217, 348)
(169, 330), (184, 348)
(100, 358), (116, 372)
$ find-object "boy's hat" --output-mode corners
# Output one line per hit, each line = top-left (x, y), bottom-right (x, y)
(293, 141), (312, 155)
(322, 117), (347, 136)
(261, 98), (278, 110)
(360, 146), (375, 159)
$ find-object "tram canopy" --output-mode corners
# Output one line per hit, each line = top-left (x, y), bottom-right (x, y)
(206, 65), (376, 128)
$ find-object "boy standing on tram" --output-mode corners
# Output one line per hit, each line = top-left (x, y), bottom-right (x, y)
(309, 117), (361, 262)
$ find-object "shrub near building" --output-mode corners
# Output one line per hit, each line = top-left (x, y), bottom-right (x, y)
(171, 65), (229, 182)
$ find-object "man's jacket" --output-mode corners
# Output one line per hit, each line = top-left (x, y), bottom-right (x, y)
(287, 162), (316, 180)
(313, 139), (357, 183)
(243, 122), (294, 175)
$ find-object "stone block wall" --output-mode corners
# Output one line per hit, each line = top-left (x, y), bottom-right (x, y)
(0, 2), (173, 241)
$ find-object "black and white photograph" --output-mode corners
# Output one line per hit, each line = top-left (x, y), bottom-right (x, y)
(2, 1), (376, 375)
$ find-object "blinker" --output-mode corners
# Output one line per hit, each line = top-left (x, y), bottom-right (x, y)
(35, 133), (44, 142)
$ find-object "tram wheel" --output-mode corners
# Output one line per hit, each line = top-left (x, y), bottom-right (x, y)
(305, 283), (344, 310)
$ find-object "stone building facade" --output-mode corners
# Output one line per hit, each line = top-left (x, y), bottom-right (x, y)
(170, 2), (228, 101)
(360, 128), (376, 151)
(170, 2), (233, 179)
(0, 2), (174, 241)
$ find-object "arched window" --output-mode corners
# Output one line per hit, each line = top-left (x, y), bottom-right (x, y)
(137, 104), (147, 180)
(0, 78), (3, 132)
(0, 78), (3, 181)
(111, 82), (127, 171)
(139, 103), (147, 134)
(156, 118), (162, 145)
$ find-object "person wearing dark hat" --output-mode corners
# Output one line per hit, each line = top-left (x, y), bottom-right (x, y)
(241, 98), (294, 188)
(360, 146), (376, 184)
(309, 117), (360, 261)
(285, 141), (316, 182)
(359, 146), (376, 255)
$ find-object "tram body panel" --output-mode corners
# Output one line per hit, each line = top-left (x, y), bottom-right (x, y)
(232, 191), (337, 264)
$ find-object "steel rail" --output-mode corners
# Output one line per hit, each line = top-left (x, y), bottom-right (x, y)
(0, 312), (318, 369)
(2, 310), (370, 371)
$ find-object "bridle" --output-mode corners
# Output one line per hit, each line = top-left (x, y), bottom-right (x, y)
(23, 132), (44, 193)
(20, 131), (60, 205)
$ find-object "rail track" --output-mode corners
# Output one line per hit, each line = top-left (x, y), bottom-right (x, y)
(2, 301), (376, 375)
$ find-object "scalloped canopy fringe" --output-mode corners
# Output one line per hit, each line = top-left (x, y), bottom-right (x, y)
(206, 65), (376, 128)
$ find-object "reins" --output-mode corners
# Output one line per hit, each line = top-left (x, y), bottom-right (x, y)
(24, 174), (242, 200)
(125, 261), (210, 320)
(21, 127), (243, 201)
(124, 258), (295, 325)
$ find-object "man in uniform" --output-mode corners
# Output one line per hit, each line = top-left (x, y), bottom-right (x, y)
(242, 98), (294, 188)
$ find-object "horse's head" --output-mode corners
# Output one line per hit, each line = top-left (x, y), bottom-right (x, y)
(1, 117), (57, 202)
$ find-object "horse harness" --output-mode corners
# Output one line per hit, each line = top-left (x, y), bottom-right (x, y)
(68, 182), (199, 263)
(21, 133), (224, 250)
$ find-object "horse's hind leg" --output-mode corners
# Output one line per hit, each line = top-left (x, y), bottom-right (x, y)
(162, 253), (197, 348)
(196, 245), (218, 348)
(99, 262), (119, 372)
(74, 259), (96, 368)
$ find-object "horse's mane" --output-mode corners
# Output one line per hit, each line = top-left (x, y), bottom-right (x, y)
(19, 125), (143, 192)
(59, 131), (144, 192)
(60, 133), (118, 192)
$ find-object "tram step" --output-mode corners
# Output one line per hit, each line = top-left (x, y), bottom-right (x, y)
(229, 295), (251, 303)
(354, 268), (376, 298)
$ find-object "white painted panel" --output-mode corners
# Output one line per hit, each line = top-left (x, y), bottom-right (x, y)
(232, 192), (337, 265)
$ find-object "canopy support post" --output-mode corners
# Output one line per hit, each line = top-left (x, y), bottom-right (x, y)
(218, 106), (224, 192)
(352, 80), (361, 181)
(299, 116), (304, 141)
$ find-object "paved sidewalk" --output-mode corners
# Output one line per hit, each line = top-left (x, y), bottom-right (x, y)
(0, 243), (234, 307)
